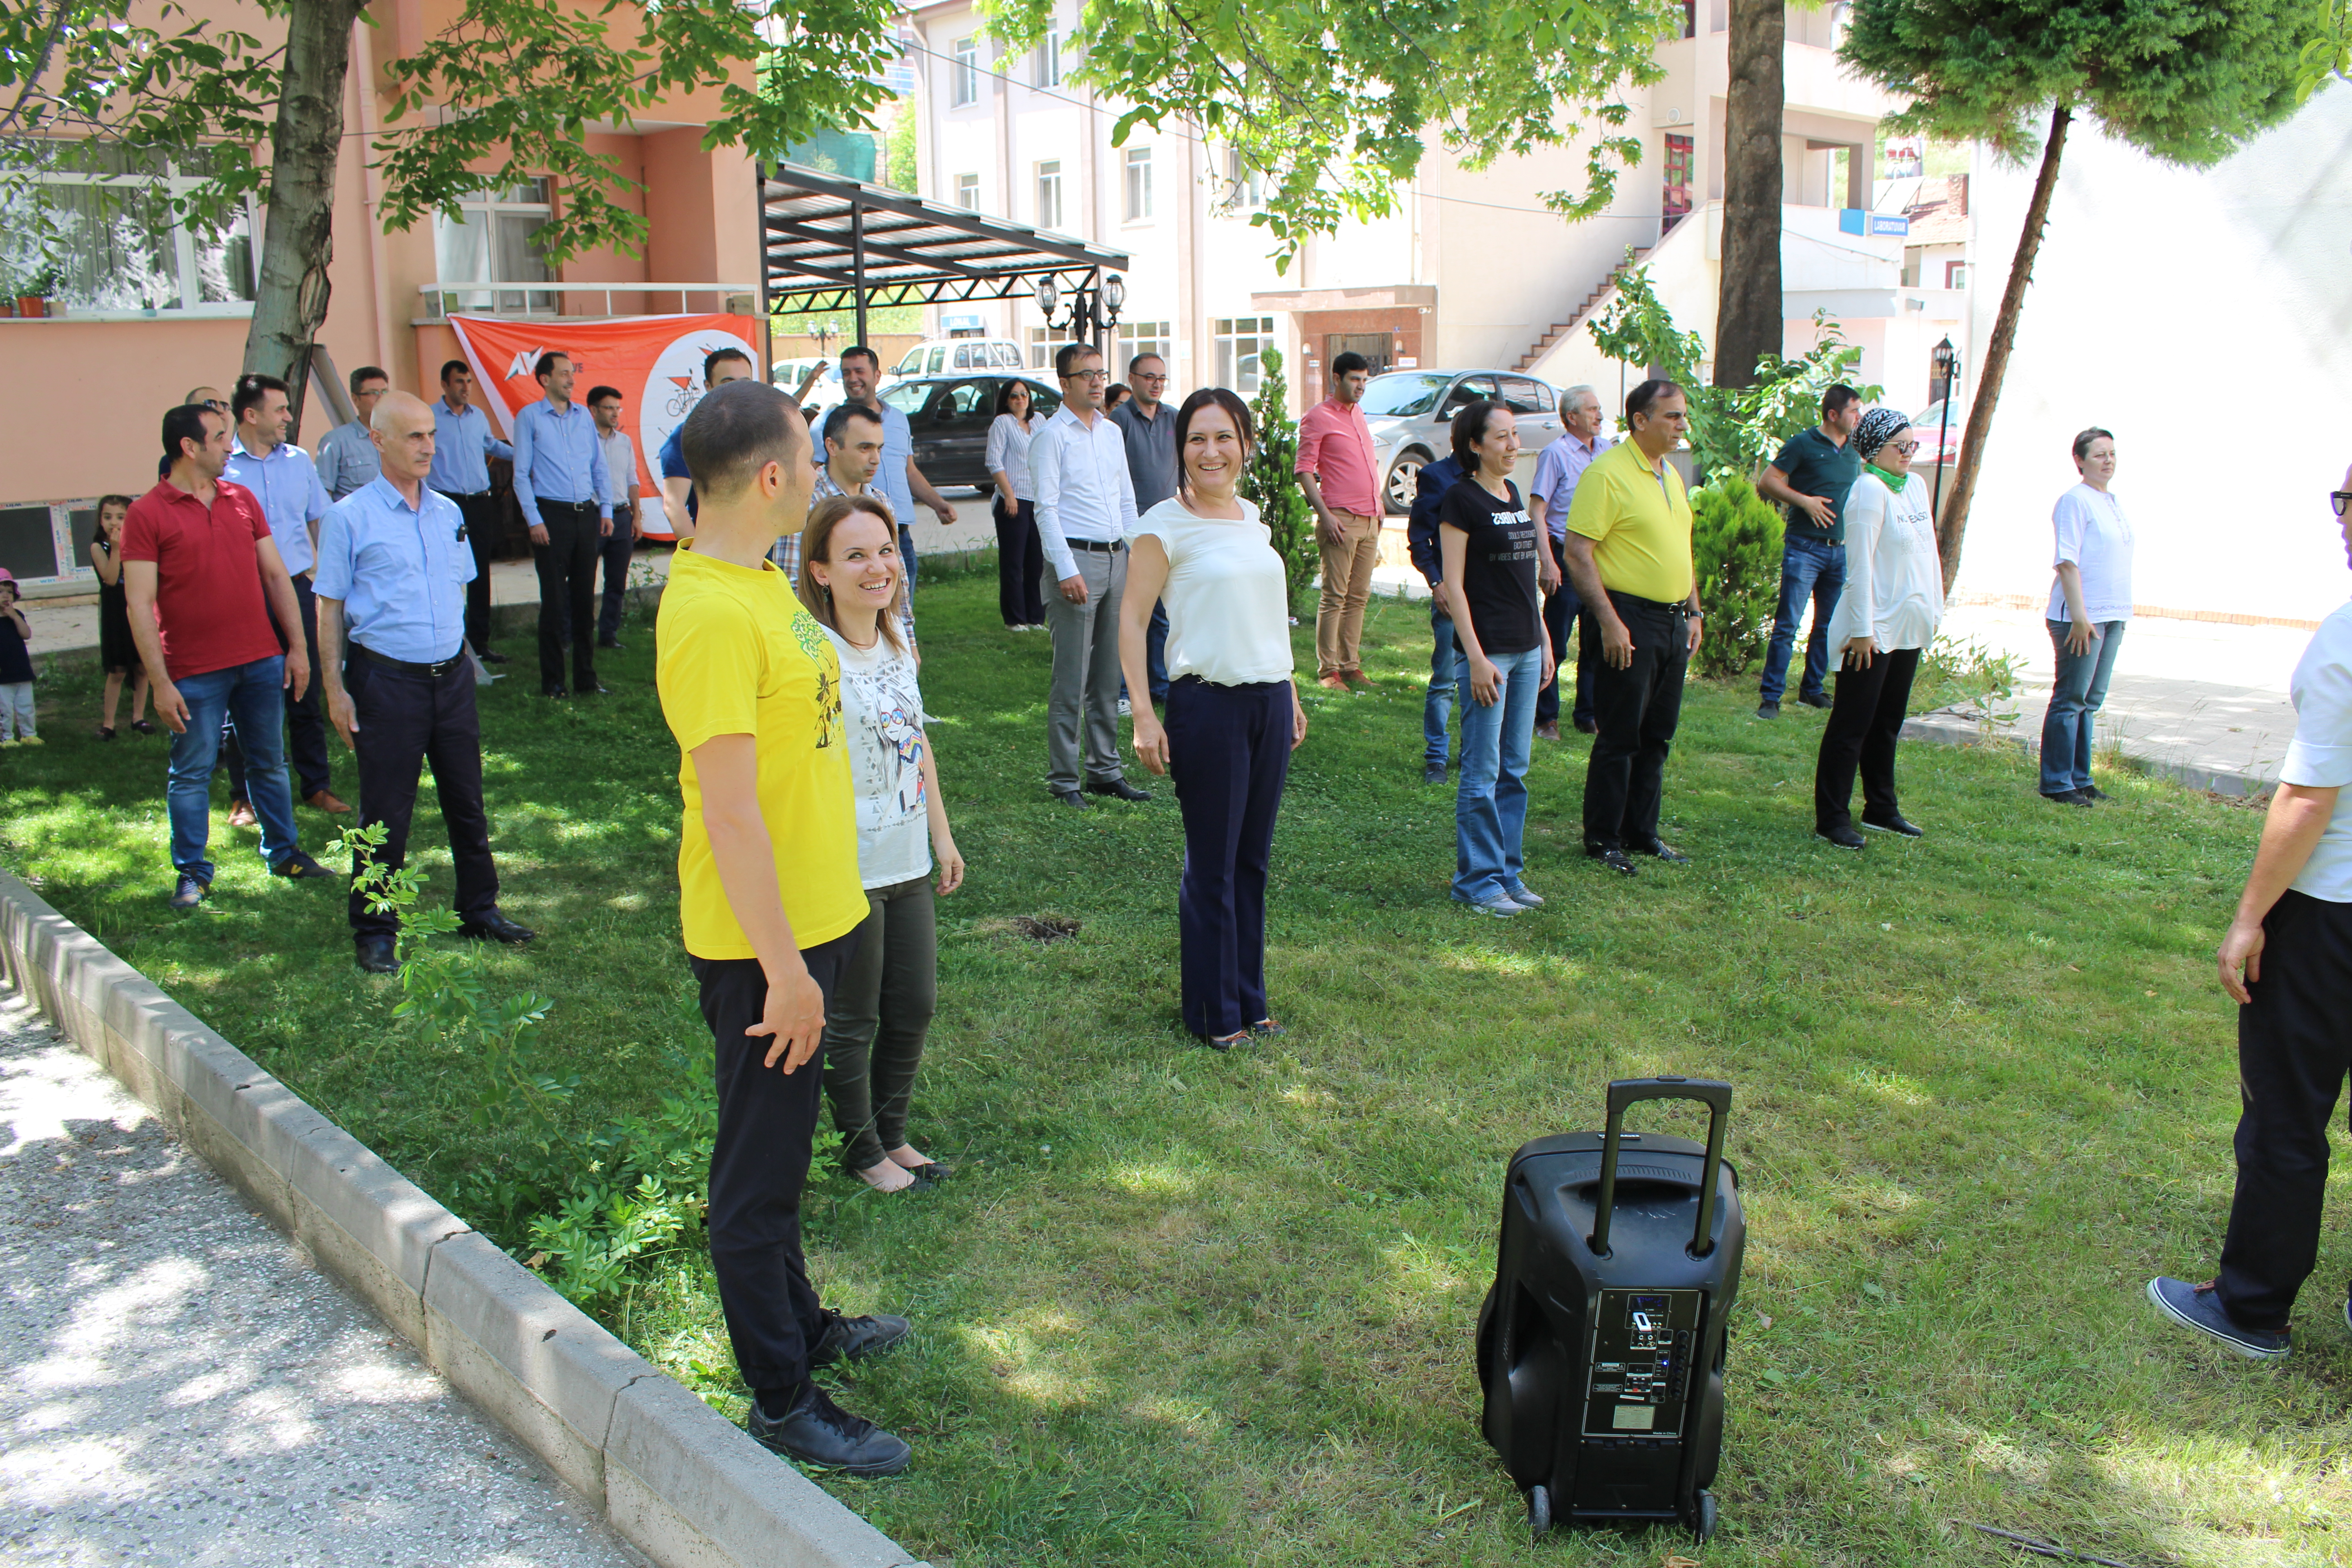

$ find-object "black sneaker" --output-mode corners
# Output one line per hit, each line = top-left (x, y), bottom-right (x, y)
(1086, 776), (1152, 802)
(2044, 789), (2093, 808)
(1754, 701), (1781, 720)
(745, 1383), (911, 1475)
(1861, 813), (1924, 838)
(2146, 1277), (2289, 1360)
(272, 849), (334, 880)
(1816, 823), (1867, 851)
(808, 1308), (913, 1368)
(169, 873), (209, 910)
(1635, 839), (1690, 865)
(1586, 846), (1638, 877)
(2080, 784), (2111, 801)
(1797, 691), (1833, 710)
(1421, 761), (1447, 784)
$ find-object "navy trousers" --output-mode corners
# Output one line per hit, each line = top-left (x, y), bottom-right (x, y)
(344, 653), (499, 940)
(1534, 575), (1598, 730)
(694, 930), (861, 1399)
(1166, 677), (1292, 1037)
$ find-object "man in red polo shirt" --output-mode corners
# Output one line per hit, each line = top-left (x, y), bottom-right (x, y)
(123, 402), (333, 908)
(1295, 350), (1384, 692)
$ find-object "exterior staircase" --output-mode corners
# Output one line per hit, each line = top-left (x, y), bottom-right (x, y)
(1513, 246), (1651, 372)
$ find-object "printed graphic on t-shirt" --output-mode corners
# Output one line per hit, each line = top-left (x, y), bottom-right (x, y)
(787, 604), (844, 748)
(839, 645), (929, 833)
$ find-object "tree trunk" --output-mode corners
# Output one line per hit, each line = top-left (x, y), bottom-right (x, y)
(1936, 102), (2070, 594)
(1715, 0), (1784, 389)
(243, 0), (363, 440)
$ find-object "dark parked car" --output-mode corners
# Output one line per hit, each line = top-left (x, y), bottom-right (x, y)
(878, 372), (1063, 494)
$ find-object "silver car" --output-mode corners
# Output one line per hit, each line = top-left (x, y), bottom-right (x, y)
(1360, 369), (1566, 515)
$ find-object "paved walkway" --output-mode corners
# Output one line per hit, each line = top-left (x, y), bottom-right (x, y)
(1368, 559), (2315, 794)
(0, 985), (647, 1568)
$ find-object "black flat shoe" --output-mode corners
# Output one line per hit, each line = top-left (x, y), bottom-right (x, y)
(96, 725), (117, 741)
(478, 650), (509, 664)
(355, 933), (398, 974)
(1797, 691), (1833, 710)
(1636, 839), (1690, 864)
(543, 686), (570, 699)
(597, 637), (626, 650)
(904, 1161), (953, 1183)
(2043, 789), (2092, 808)
(1862, 813), (1924, 838)
(1050, 787), (1091, 808)
(272, 850), (334, 879)
(1573, 716), (1598, 734)
(1587, 847), (1638, 877)
(1086, 777), (1152, 802)
(744, 1383), (911, 1476)
(129, 718), (157, 734)
(1816, 823), (1867, 851)
(459, 910), (537, 944)
(808, 1308), (913, 1368)
(1421, 761), (1447, 784)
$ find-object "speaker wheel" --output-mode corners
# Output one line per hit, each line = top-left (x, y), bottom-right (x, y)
(1528, 1484), (1553, 1536)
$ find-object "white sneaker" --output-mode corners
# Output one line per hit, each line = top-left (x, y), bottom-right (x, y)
(1118, 697), (1132, 717)
(1504, 883), (1544, 908)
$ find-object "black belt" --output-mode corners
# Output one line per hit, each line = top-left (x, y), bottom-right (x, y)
(537, 498), (597, 513)
(1068, 538), (1125, 553)
(1607, 589), (1690, 614)
(355, 643), (466, 679)
(446, 489), (491, 499)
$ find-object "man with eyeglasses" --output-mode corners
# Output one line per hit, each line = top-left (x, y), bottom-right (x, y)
(1560, 379), (1703, 877)
(2150, 463), (2352, 1362)
(1030, 343), (1149, 807)
(1107, 351), (1177, 707)
(1754, 384), (1862, 720)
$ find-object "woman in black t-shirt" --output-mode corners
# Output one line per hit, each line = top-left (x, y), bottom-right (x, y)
(1438, 400), (1553, 916)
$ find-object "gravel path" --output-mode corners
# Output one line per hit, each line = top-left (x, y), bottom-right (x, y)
(0, 984), (649, 1568)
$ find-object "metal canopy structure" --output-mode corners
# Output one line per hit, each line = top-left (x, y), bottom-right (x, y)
(759, 162), (1131, 347)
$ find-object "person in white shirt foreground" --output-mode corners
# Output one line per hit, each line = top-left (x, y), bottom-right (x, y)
(795, 492), (965, 1194)
(2148, 461), (2352, 1361)
(1813, 408), (1941, 849)
(1120, 388), (1308, 1049)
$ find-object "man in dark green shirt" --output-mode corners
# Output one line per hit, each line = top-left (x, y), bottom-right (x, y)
(1755, 384), (1862, 718)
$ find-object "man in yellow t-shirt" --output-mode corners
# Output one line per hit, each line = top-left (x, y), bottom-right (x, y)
(1562, 378), (1705, 876)
(655, 378), (914, 1476)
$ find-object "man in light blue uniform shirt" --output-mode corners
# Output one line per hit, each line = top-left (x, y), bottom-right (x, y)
(314, 365), (389, 500)
(1528, 384), (1610, 739)
(428, 359), (516, 664)
(510, 350), (612, 698)
(316, 391), (534, 976)
(224, 371), (345, 814)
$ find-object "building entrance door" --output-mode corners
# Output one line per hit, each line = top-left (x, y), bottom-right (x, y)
(1325, 332), (1392, 375)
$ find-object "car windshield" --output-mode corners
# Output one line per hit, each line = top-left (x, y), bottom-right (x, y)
(1359, 372), (1454, 419)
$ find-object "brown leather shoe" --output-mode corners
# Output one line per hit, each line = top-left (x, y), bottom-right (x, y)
(1343, 670), (1374, 691)
(227, 799), (258, 829)
(1316, 674), (1350, 692)
(1535, 721), (1561, 741)
(305, 789), (353, 814)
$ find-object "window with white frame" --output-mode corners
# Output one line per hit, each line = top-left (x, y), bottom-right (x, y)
(1034, 31), (1063, 87)
(1027, 326), (1057, 370)
(1034, 160), (1063, 230)
(954, 173), (980, 211)
(0, 142), (258, 313)
(1221, 147), (1264, 210)
(1118, 321), (1171, 379)
(432, 178), (557, 314)
(1123, 147), (1153, 222)
(951, 36), (980, 107)
(1214, 316), (1275, 394)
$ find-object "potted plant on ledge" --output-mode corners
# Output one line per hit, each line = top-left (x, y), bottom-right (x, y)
(16, 267), (62, 318)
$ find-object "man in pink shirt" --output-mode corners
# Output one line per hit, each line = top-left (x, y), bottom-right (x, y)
(1294, 351), (1383, 691)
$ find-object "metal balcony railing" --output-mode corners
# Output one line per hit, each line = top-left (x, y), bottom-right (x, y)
(417, 282), (763, 321)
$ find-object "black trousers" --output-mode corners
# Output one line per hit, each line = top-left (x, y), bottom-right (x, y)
(1581, 593), (1689, 853)
(225, 573), (333, 800)
(694, 931), (862, 1397)
(596, 524), (635, 644)
(2215, 889), (2352, 1331)
(532, 500), (600, 692)
(1167, 677), (1292, 1037)
(452, 492), (500, 657)
(1534, 574), (1599, 729)
(994, 497), (1045, 626)
(1813, 645), (1920, 831)
(344, 652), (499, 938)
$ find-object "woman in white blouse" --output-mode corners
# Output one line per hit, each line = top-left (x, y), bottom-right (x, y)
(986, 380), (1047, 630)
(2040, 427), (2131, 805)
(1814, 408), (1942, 849)
(1119, 388), (1309, 1049)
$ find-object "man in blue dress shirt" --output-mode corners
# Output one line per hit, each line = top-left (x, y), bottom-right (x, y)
(429, 360), (517, 664)
(510, 350), (612, 697)
(224, 372), (346, 814)
(316, 392), (536, 975)
(315, 365), (389, 500)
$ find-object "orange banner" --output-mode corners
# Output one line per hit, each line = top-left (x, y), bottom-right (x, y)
(445, 313), (762, 540)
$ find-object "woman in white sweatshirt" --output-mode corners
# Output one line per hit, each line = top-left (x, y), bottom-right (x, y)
(1813, 407), (1942, 849)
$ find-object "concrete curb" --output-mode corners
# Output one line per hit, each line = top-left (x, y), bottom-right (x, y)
(1900, 710), (2271, 799)
(0, 867), (931, 1568)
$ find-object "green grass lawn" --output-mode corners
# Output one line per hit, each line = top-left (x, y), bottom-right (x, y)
(6, 566), (2348, 1568)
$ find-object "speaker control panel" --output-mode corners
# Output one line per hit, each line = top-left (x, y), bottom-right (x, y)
(1581, 1288), (1704, 1438)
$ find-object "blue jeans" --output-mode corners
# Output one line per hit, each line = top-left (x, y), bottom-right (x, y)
(1424, 608), (1470, 766)
(1453, 645), (1542, 903)
(167, 656), (299, 882)
(1758, 535), (1846, 704)
(2040, 619), (2126, 795)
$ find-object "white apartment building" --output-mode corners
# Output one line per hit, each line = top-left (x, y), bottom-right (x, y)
(904, 0), (1904, 412)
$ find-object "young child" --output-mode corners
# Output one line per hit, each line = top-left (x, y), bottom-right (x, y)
(90, 494), (152, 738)
(0, 571), (38, 746)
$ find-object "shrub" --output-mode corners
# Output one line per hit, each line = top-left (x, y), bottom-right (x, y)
(1241, 347), (1318, 616)
(1690, 475), (1784, 677)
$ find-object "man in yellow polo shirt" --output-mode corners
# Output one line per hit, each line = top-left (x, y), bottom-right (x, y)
(656, 378), (914, 1475)
(1562, 378), (1705, 876)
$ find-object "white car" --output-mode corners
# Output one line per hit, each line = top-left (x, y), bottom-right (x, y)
(885, 338), (1027, 383)
(1360, 369), (1567, 514)
(772, 358), (847, 416)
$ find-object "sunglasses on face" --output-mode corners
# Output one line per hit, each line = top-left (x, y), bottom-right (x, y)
(1891, 440), (1920, 456)
(2333, 491), (2352, 517)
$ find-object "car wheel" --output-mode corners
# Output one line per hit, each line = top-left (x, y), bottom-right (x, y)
(974, 481), (995, 499)
(1384, 450), (1431, 516)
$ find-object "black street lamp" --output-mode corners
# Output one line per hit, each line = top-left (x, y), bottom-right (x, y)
(1930, 335), (1958, 523)
(1034, 272), (1125, 355)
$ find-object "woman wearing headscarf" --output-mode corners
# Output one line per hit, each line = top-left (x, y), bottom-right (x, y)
(1814, 407), (1941, 849)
